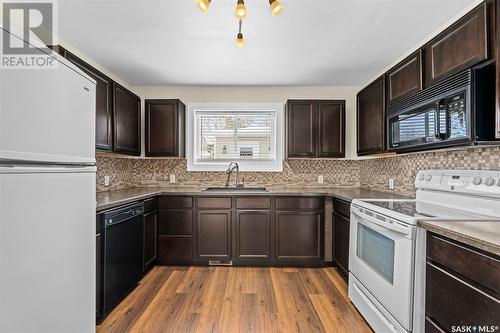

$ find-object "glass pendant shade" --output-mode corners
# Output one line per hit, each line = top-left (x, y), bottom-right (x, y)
(235, 33), (245, 47)
(196, 0), (210, 12)
(235, 2), (247, 19)
(270, 0), (283, 16)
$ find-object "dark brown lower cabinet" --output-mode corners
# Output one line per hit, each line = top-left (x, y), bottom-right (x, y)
(196, 210), (232, 260)
(143, 210), (157, 272)
(235, 210), (272, 263)
(274, 211), (323, 264)
(157, 197), (194, 265)
(332, 212), (350, 280)
(157, 236), (193, 264)
(332, 198), (351, 280)
(426, 233), (500, 332)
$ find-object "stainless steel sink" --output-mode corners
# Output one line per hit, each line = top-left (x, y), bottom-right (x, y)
(202, 187), (269, 192)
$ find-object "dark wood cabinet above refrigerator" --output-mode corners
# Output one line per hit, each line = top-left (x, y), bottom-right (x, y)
(51, 45), (141, 156)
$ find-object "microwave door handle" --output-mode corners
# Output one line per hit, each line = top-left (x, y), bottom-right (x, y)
(351, 208), (412, 237)
(435, 101), (440, 139)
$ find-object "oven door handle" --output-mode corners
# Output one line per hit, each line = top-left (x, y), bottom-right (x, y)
(351, 208), (413, 237)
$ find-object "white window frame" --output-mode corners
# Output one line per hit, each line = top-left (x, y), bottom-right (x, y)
(187, 103), (283, 172)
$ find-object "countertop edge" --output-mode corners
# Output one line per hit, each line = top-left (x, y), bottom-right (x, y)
(96, 187), (412, 212)
(417, 220), (500, 257)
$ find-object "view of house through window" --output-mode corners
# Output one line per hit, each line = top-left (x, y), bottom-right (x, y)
(188, 104), (283, 171)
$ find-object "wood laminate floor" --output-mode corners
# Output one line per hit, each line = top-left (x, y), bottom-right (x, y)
(97, 266), (372, 333)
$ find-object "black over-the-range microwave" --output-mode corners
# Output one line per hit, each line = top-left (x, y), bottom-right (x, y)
(387, 64), (498, 153)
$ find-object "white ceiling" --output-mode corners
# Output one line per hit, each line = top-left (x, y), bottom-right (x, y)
(58, 0), (477, 86)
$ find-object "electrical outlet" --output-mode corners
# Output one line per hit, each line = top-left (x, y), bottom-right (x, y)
(318, 175), (324, 184)
(104, 176), (110, 186)
(388, 178), (395, 190)
(169, 174), (176, 184)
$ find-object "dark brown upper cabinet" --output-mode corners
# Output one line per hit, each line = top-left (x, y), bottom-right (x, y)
(113, 83), (141, 156)
(386, 51), (423, 103)
(318, 101), (345, 157)
(52, 46), (113, 151)
(286, 100), (345, 158)
(424, 3), (489, 86)
(286, 101), (316, 157)
(357, 77), (386, 156)
(145, 99), (185, 157)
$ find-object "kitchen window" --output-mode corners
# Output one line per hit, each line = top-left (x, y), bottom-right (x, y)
(187, 103), (283, 171)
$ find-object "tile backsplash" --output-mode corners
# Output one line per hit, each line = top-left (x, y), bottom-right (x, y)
(96, 146), (500, 195)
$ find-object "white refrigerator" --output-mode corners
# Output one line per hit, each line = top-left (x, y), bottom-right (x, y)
(0, 28), (97, 333)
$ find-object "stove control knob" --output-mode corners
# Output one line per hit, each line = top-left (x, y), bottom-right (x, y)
(425, 174), (432, 182)
(418, 174), (425, 181)
(485, 177), (495, 186)
(472, 177), (483, 185)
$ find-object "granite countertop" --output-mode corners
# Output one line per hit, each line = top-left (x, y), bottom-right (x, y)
(96, 186), (412, 212)
(417, 219), (500, 256)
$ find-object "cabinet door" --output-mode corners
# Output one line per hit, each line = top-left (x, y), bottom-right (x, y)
(287, 101), (317, 157)
(157, 236), (193, 264)
(318, 101), (345, 157)
(275, 211), (322, 262)
(424, 3), (488, 86)
(143, 211), (157, 271)
(357, 77), (386, 155)
(196, 210), (231, 260)
(333, 212), (349, 280)
(64, 51), (113, 151)
(386, 51), (422, 103)
(235, 210), (272, 262)
(113, 83), (141, 155)
(145, 99), (185, 157)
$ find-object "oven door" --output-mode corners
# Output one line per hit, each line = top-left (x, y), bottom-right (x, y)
(388, 99), (447, 151)
(349, 205), (415, 331)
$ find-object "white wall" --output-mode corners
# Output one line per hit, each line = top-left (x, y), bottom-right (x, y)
(133, 85), (359, 159)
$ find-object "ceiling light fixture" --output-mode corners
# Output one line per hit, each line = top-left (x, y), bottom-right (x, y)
(236, 20), (245, 48)
(196, 0), (283, 47)
(196, 0), (211, 12)
(269, 0), (283, 16)
(235, 0), (247, 19)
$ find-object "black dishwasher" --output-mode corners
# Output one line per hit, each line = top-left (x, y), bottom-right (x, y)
(102, 202), (144, 316)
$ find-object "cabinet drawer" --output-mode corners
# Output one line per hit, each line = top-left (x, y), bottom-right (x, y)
(236, 197), (271, 210)
(333, 198), (350, 218)
(197, 197), (232, 209)
(158, 210), (193, 235)
(157, 236), (192, 264)
(427, 233), (500, 296)
(426, 262), (500, 332)
(275, 197), (323, 210)
(158, 196), (193, 209)
(143, 197), (157, 214)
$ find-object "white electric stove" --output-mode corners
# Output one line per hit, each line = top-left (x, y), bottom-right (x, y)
(348, 170), (500, 333)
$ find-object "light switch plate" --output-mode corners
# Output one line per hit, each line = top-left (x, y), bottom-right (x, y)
(388, 178), (395, 190)
(169, 174), (176, 184)
(318, 175), (324, 184)
(104, 176), (110, 186)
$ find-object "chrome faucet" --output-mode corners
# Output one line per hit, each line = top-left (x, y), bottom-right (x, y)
(225, 161), (243, 188)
